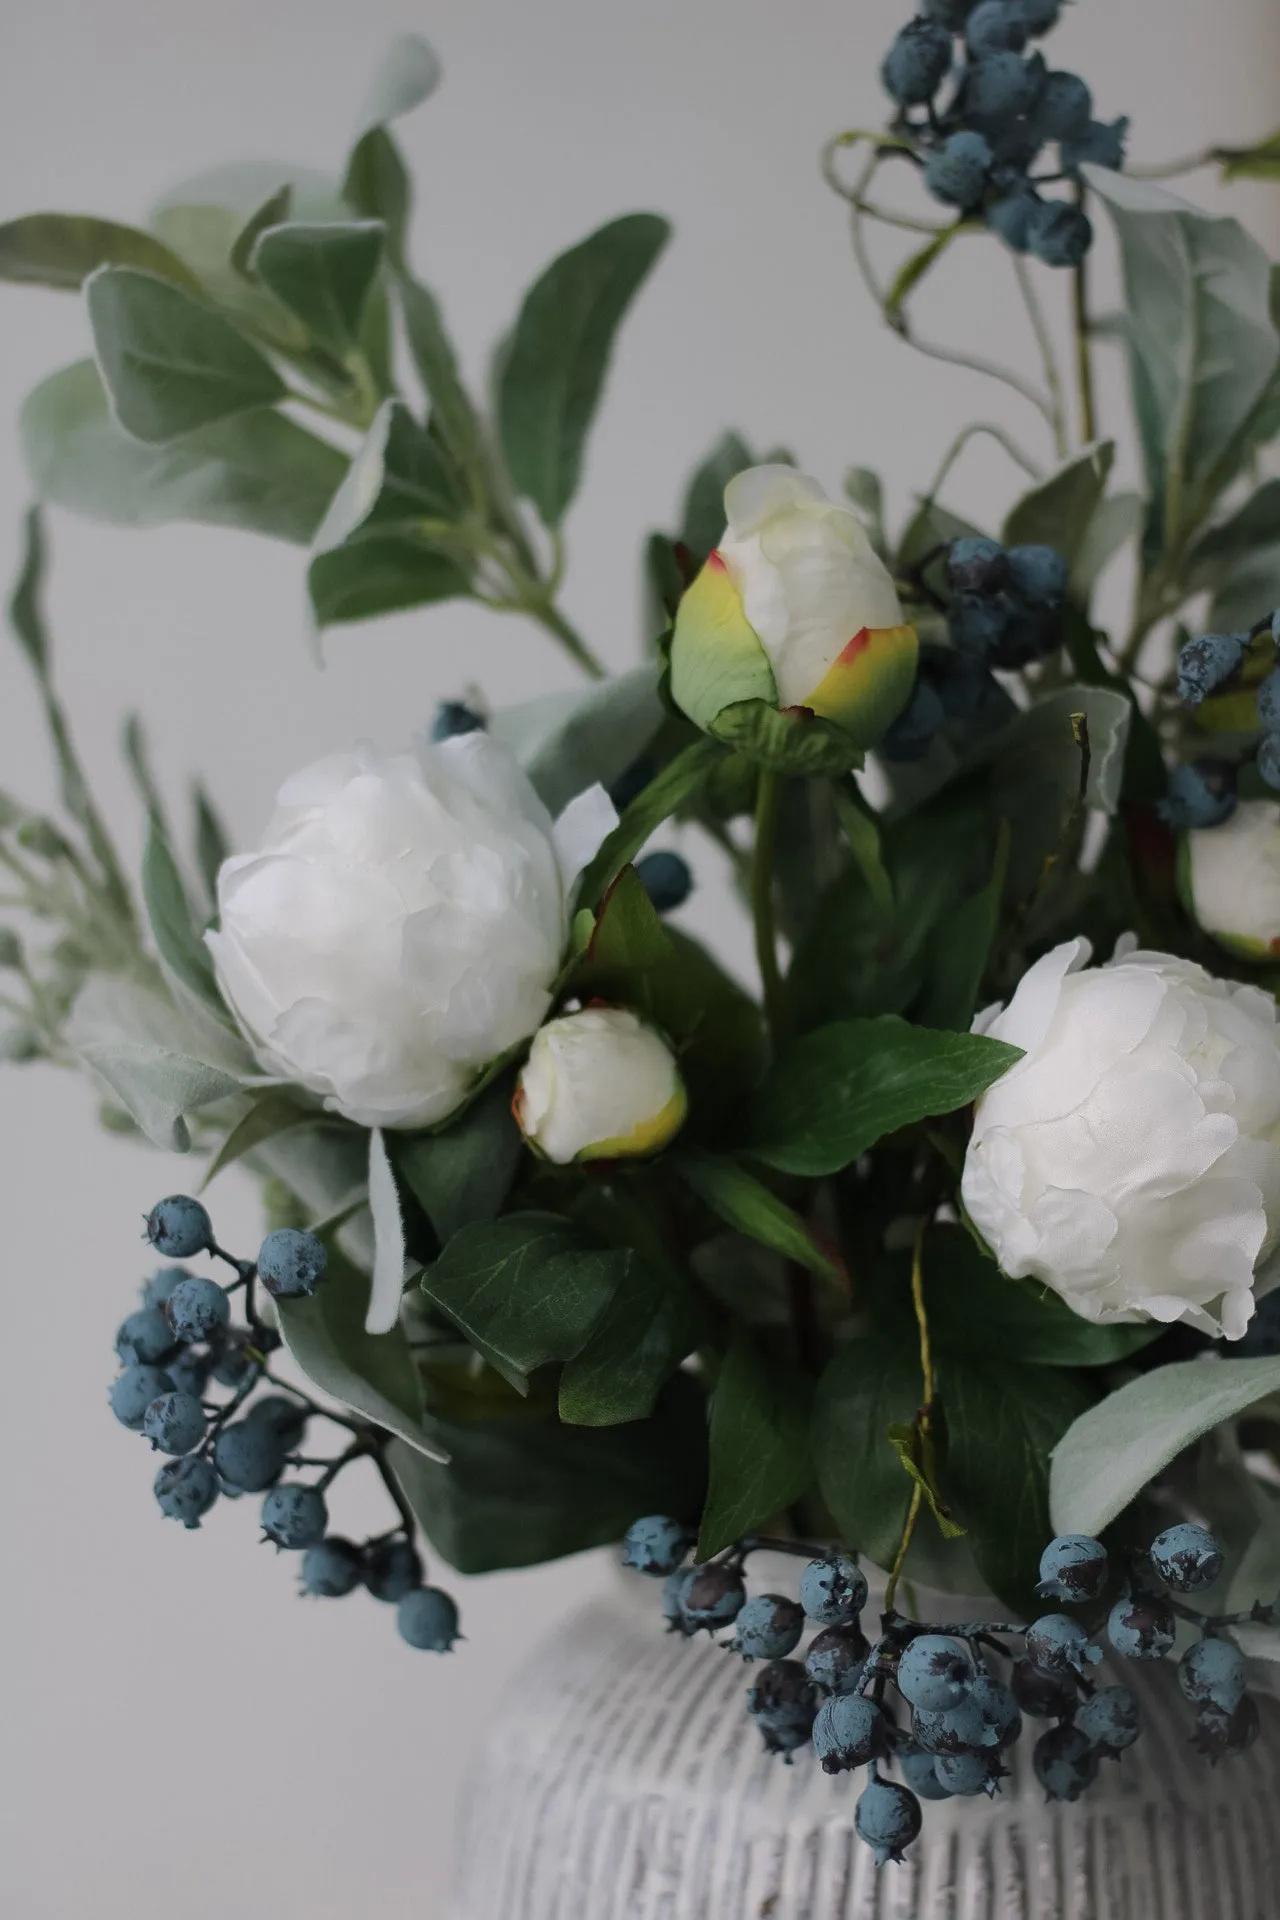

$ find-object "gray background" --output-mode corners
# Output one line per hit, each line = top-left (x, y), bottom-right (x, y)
(0, 3), (1276, 1915)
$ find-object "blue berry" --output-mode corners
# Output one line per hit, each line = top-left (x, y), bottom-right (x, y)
(167, 1348), (214, 1400)
(261, 1482), (328, 1549)
(1107, 1591), (1176, 1660)
(141, 1266), (189, 1310)
(109, 1362), (175, 1430)
(1076, 1685), (1141, 1754)
(989, 607), (1062, 668)
(1007, 543), (1068, 610)
(896, 1634), (973, 1711)
(1159, 762), (1237, 830)
(880, 677), (946, 762)
(746, 1658), (819, 1757)
(430, 701), (485, 741)
(397, 1585), (461, 1650)
(1179, 1636), (1246, 1712)
(115, 1307), (176, 1368)
(301, 1536), (364, 1598)
(1010, 1655), (1077, 1719)
(911, 1697), (996, 1755)
(609, 753), (657, 812)
(1177, 631), (1248, 705)
(145, 1195), (212, 1259)
(141, 1390), (207, 1455)
(213, 1418), (286, 1493)
(924, 130), (994, 209)
(1259, 731), (1280, 792)
(1033, 1723), (1099, 1802)
(925, 648), (1007, 721)
(855, 1775), (922, 1867)
(257, 1228), (328, 1300)
(934, 1748), (1004, 1796)
(1150, 1523), (1223, 1593)
(363, 1536), (424, 1602)
(968, 1675), (1022, 1748)
(1256, 668), (1280, 732)
(1026, 199), (1092, 267)
(154, 1454), (219, 1527)
(962, 51), (1044, 124)
(966, 1), (1028, 57)
(165, 1275), (230, 1343)
(1026, 1614), (1101, 1676)
(623, 1513), (692, 1576)
(634, 851), (693, 914)
(946, 536), (1010, 596)
(921, 0), (980, 26)
(882, 19), (954, 107)
(898, 1745), (954, 1801)
(680, 1563), (746, 1630)
(804, 1622), (870, 1695)
(1021, 0), (1061, 29)
(210, 1336), (259, 1390)
(661, 1567), (697, 1635)
(987, 184), (1041, 251)
(1037, 1534), (1109, 1603)
(247, 1394), (309, 1450)
(1034, 70), (1092, 140)
(729, 1593), (805, 1660)
(1192, 1694), (1260, 1762)
(1061, 116), (1129, 174)
(798, 1555), (867, 1626)
(949, 593), (1012, 660)
(812, 1692), (888, 1773)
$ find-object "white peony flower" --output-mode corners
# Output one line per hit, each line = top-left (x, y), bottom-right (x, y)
(960, 938), (1280, 1339)
(207, 733), (616, 1131)
(1186, 800), (1280, 959)
(513, 1006), (687, 1164)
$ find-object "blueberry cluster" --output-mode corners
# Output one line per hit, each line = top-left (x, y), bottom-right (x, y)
(1163, 610), (1280, 828)
(625, 1515), (1272, 1866)
(879, 2), (1127, 267)
(882, 535), (1068, 762)
(109, 1194), (459, 1654)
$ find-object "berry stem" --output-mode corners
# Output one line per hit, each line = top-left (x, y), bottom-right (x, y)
(751, 769), (787, 1051)
(1070, 181), (1097, 446)
(1011, 254), (1068, 459)
(371, 1443), (420, 1539)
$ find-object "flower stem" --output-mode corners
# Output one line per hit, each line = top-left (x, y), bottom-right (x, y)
(884, 1217), (935, 1616)
(751, 768), (786, 1048)
(1071, 182), (1097, 446)
(528, 597), (607, 680)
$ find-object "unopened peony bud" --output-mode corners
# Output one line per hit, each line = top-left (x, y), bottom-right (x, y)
(514, 1006), (687, 1164)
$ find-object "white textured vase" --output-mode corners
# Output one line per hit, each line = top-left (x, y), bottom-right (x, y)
(449, 1567), (1280, 1920)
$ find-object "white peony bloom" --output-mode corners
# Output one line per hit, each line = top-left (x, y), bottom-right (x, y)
(1186, 800), (1280, 959)
(513, 1006), (687, 1164)
(960, 938), (1280, 1339)
(207, 733), (616, 1131)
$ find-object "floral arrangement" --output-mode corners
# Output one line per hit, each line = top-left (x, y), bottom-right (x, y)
(3, 0), (1280, 1868)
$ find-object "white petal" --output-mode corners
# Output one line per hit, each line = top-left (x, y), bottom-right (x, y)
(552, 783), (619, 891)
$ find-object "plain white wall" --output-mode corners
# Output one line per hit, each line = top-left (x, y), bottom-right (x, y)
(0, 4), (1276, 1915)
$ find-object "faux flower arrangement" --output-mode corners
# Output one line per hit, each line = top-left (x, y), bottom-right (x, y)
(4, 1), (1280, 1864)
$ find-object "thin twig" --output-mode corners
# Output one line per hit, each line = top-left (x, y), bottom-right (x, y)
(1012, 255), (1068, 459)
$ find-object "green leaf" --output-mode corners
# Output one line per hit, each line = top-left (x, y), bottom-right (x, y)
(844, 466), (886, 549)
(201, 1090), (324, 1190)
(419, 1212), (628, 1392)
(385, 1370), (707, 1573)
(1071, 490), (1143, 600)
(673, 1149), (839, 1280)
(192, 784), (230, 905)
(76, 1040), (241, 1152)
(489, 666), (663, 816)
(751, 1015), (1021, 1177)
(393, 1076), (522, 1245)
(343, 129), (410, 258)
(886, 1422), (965, 1539)
(312, 397), (461, 552)
(141, 826), (221, 1009)
(833, 785), (894, 920)
(251, 221), (385, 359)
(679, 430), (754, 558)
(0, 213), (201, 292)
(896, 498), (984, 572)
(916, 817), (1008, 1032)
(229, 185), (293, 281)
(397, 274), (488, 484)
(86, 267), (287, 442)
(1049, 1356), (1280, 1537)
(498, 212), (671, 525)
(1185, 479), (1280, 603)
(1001, 442), (1115, 575)
(559, 1249), (699, 1427)
(576, 736), (725, 908)
(709, 699), (862, 777)
(697, 1329), (812, 1558)
(307, 533), (470, 627)
(941, 1355), (1094, 1616)
(1217, 127), (1280, 183)
(813, 1334), (922, 1568)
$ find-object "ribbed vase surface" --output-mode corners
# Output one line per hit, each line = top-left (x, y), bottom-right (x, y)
(449, 1573), (1280, 1920)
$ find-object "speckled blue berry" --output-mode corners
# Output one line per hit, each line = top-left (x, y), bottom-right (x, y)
(911, 1697), (998, 1756)
(301, 1537), (364, 1598)
(1061, 116), (1129, 174)
(109, 1362), (175, 1430)
(1158, 761), (1237, 829)
(167, 1348), (214, 1401)
(1033, 70), (1092, 140)
(662, 1567), (697, 1635)
(1179, 1636), (1246, 1712)
(257, 1228), (328, 1300)
(1033, 1723), (1099, 1802)
(142, 1266), (189, 1310)
(1010, 1655), (1077, 1720)
(141, 1389), (207, 1456)
(1021, 0), (1061, 30)
(962, 50), (1044, 124)
(680, 1563), (746, 1631)
(397, 1585), (461, 1650)
(246, 1394), (309, 1450)
(898, 1745), (954, 1801)
(115, 1307), (176, 1368)
(969, 1676), (1022, 1748)
(945, 537), (1008, 596)
(934, 1748), (1004, 1796)
(214, 1417), (286, 1493)
(154, 1453), (219, 1528)
(1075, 1685), (1141, 1754)
(634, 851), (693, 914)
(949, 592), (1012, 660)
(164, 1275), (230, 1343)
(798, 1555), (867, 1626)
(145, 1195), (213, 1260)
(623, 1514), (692, 1577)
(1007, 544), (1068, 611)
(1037, 1534), (1109, 1603)
(261, 1482), (328, 1550)
(966, 0), (1027, 57)
(1026, 198), (1092, 267)
(804, 1622), (870, 1695)
(363, 1536), (424, 1602)
(924, 130), (994, 209)
(1027, 1614), (1101, 1676)
(987, 184), (1041, 252)
(210, 1336), (259, 1390)
(881, 18), (954, 107)
(1150, 1522), (1223, 1593)
(812, 1693), (888, 1774)
(746, 1659), (819, 1757)
(1258, 731), (1280, 792)
(1107, 1591), (1176, 1660)
(896, 1634), (973, 1711)
(729, 1593), (805, 1661)
(880, 677), (946, 762)
(1193, 1693), (1260, 1762)
(430, 701), (485, 741)
(1177, 631), (1248, 705)
(855, 1776), (922, 1867)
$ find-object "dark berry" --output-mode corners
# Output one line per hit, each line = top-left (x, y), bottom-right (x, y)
(729, 1593), (805, 1661)
(797, 1555), (867, 1626)
(947, 537), (1009, 597)
(1177, 631), (1248, 706)
(1026, 199), (1093, 268)
(924, 130), (994, 210)
(1061, 116), (1129, 174)
(167, 1348), (214, 1400)
(1033, 1723), (1099, 1801)
(661, 1566), (697, 1636)
(988, 184), (1041, 251)
(213, 1418), (286, 1493)
(1150, 1523), (1223, 1594)
(1158, 761), (1237, 830)
(1034, 70), (1092, 140)
(680, 1563), (746, 1631)
(1107, 1590), (1176, 1660)
(812, 1693), (889, 1773)
(145, 1195), (213, 1259)
(962, 51), (1044, 124)
(880, 677), (946, 762)
(988, 606), (1063, 668)
(397, 1586), (460, 1650)
(968, 1675), (1022, 1748)
(949, 593), (1012, 660)
(261, 1482), (328, 1549)
(141, 1390), (207, 1456)
(210, 1334), (260, 1390)
(966, 1), (1028, 57)
(1021, 0), (1061, 29)
(363, 1536), (424, 1602)
(115, 1307), (176, 1368)
(257, 1228), (328, 1299)
(154, 1454), (219, 1528)
(301, 1537), (365, 1597)
(1007, 543), (1068, 610)
(634, 850), (693, 914)
(246, 1394), (309, 1451)
(855, 1776), (922, 1866)
(746, 1658), (819, 1757)
(1027, 1614), (1101, 1675)
(165, 1275), (230, 1343)
(430, 701), (485, 741)
(882, 19), (955, 107)
(1192, 1694), (1260, 1762)
(1037, 1533), (1109, 1603)
(804, 1622), (870, 1695)
(109, 1362), (175, 1430)
(921, 0), (980, 26)
(1010, 1655), (1077, 1719)
(609, 753), (657, 812)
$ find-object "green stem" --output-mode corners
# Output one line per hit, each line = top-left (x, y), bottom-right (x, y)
(528, 598), (606, 680)
(1071, 182), (1097, 446)
(1012, 254), (1068, 459)
(751, 769), (786, 1049)
(884, 1218), (934, 1617)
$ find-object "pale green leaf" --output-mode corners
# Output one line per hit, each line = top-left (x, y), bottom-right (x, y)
(0, 213), (201, 293)
(489, 666), (663, 815)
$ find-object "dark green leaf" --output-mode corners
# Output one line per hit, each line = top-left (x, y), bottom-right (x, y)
(1001, 442), (1115, 575)
(710, 699), (862, 776)
(192, 784), (230, 905)
(498, 212), (670, 525)
(342, 128), (411, 259)
(0, 213), (201, 293)
(397, 273), (487, 487)
(697, 1329), (812, 1558)
(394, 1076), (523, 1245)
(679, 430), (753, 558)
(121, 713), (167, 831)
(559, 1250), (699, 1427)
(751, 1015), (1021, 1177)
(833, 785), (893, 919)
(813, 1335), (922, 1567)
(229, 186), (293, 280)
(141, 826), (220, 1007)
(201, 1090), (326, 1191)
(307, 533), (470, 627)
(577, 736), (725, 908)
(1185, 479), (1280, 595)
(673, 1149), (839, 1280)
(896, 499), (984, 572)
(251, 221), (385, 359)
(489, 666), (663, 816)
(916, 817), (1008, 1032)
(313, 398), (461, 552)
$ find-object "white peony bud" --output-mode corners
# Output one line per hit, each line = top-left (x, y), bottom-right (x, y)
(1185, 800), (1280, 958)
(513, 1006), (687, 1163)
(960, 937), (1280, 1340)
(207, 733), (616, 1131)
